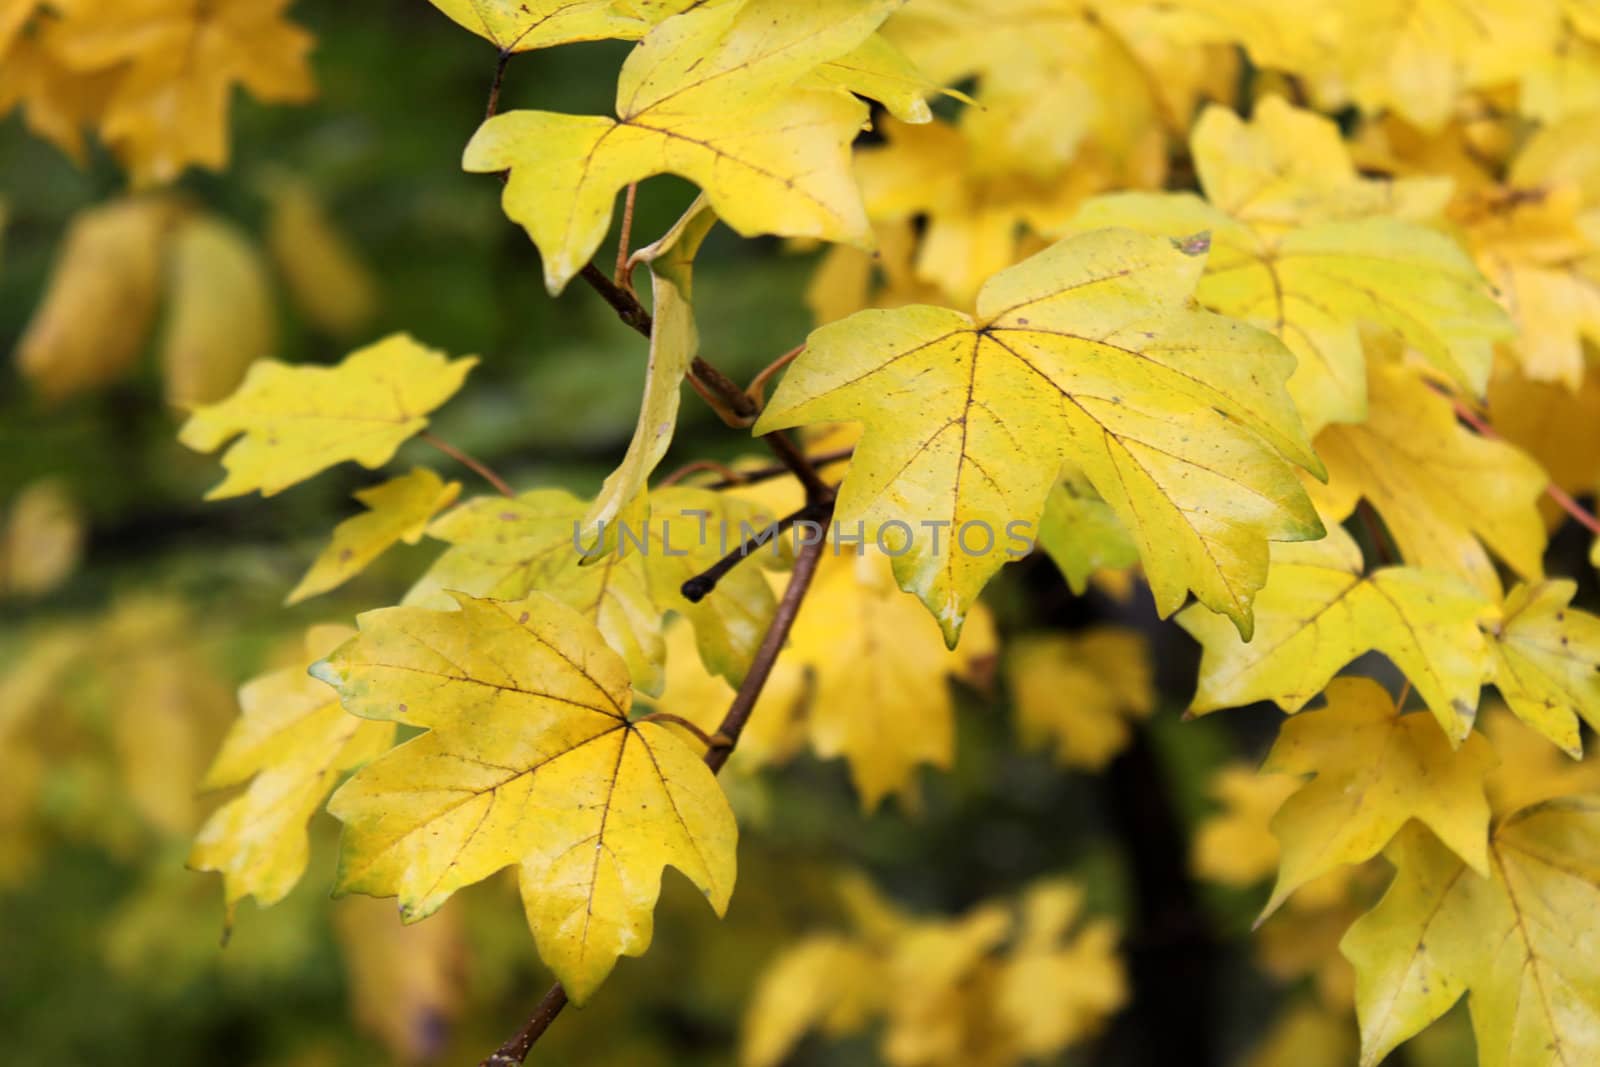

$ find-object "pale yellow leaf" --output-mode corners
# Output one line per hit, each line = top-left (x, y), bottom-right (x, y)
(1005, 627), (1152, 770)
(161, 213), (276, 408)
(1486, 580), (1600, 756)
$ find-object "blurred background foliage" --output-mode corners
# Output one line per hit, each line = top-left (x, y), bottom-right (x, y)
(0, 3), (1512, 1066)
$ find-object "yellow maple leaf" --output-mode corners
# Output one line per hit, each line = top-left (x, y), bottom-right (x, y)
(579, 196), (717, 556)
(160, 214), (276, 408)
(0, 5), (118, 162)
(1077, 98), (1510, 433)
(16, 196), (174, 401)
(334, 895), (465, 1063)
(758, 226), (1323, 644)
(264, 177), (379, 338)
(994, 879), (1127, 1058)
(0, 479), (84, 598)
(1308, 360), (1548, 596)
(1261, 677), (1496, 917)
(1033, 468), (1139, 594)
(785, 547), (996, 809)
(463, 0), (889, 293)
(1192, 765), (1302, 888)
(1005, 627), (1152, 771)
(425, 0), (649, 52)
(286, 468), (462, 606)
(1486, 363), (1600, 529)
(1484, 580), (1600, 756)
(178, 333), (476, 499)
(1482, 702), (1600, 815)
(1179, 524), (1494, 742)
(314, 591), (738, 1004)
(51, 0), (316, 185)
(1244, 1002), (1360, 1067)
(408, 485), (784, 691)
(189, 625), (395, 923)
(740, 935), (883, 1067)
(1342, 799), (1600, 1067)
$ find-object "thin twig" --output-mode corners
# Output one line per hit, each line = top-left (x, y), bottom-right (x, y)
(1442, 389), (1600, 538)
(681, 501), (830, 603)
(486, 51), (510, 120)
(420, 432), (514, 498)
(615, 183), (639, 286)
(580, 262), (654, 334)
(480, 528), (832, 1063)
(659, 458), (744, 487)
(704, 447), (854, 490)
(761, 432), (832, 503)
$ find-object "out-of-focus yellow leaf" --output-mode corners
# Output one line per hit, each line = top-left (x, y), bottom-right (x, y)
(1482, 701), (1600, 815)
(178, 333), (476, 499)
(1342, 799), (1600, 1067)
(1192, 765), (1302, 888)
(1179, 524), (1493, 742)
(16, 197), (174, 401)
(0, 9), (118, 162)
(1308, 361), (1548, 597)
(995, 879), (1126, 1058)
(161, 213), (276, 408)
(287, 469), (461, 606)
(190, 625), (395, 922)
(1261, 677), (1495, 917)
(1486, 364), (1600, 529)
(334, 895), (466, 1064)
(740, 935), (882, 1067)
(265, 179), (378, 338)
(51, 0), (316, 185)
(579, 197), (717, 557)
(315, 592), (737, 1003)
(464, 0), (887, 292)
(1484, 580), (1600, 756)
(759, 227), (1323, 644)
(0, 479), (84, 597)
(1005, 627), (1152, 770)
(1245, 1003), (1359, 1067)
(810, 32), (939, 125)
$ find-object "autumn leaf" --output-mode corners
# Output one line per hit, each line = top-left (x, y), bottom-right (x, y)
(1192, 765), (1302, 888)
(0, 480), (84, 598)
(1033, 468), (1139, 595)
(1077, 99), (1511, 433)
(334, 895), (465, 1063)
(1307, 360), (1548, 596)
(1005, 627), (1152, 770)
(740, 936), (883, 1067)
(313, 592), (737, 1003)
(287, 469), (462, 606)
(16, 197), (174, 401)
(579, 196), (717, 557)
(1179, 524), (1494, 742)
(189, 625), (395, 924)
(464, 0), (891, 293)
(408, 485), (784, 690)
(425, 0), (649, 53)
(1485, 580), (1600, 756)
(759, 226), (1324, 644)
(1342, 799), (1600, 1067)
(51, 0), (316, 185)
(178, 333), (476, 499)
(160, 214), (276, 408)
(264, 178), (378, 338)
(1260, 677), (1496, 918)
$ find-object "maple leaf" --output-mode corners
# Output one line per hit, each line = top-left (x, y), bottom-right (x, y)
(1342, 799), (1600, 1067)
(334, 895), (465, 1063)
(313, 591), (738, 1004)
(189, 625), (395, 924)
(1005, 626), (1153, 771)
(287, 469), (462, 607)
(758, 226), (1324, 644)
(740, 936), (883, 1067)
(160, 214), (275, 408)
(1307, 360), (1548, 596)
(1077, 98), (1510, 433)
(408, 485), (784, 690)
(16, 196), (174, 402)
(1486, 364), (1600, 529)
(264, 178), (378, 339)
(1485, 580), (1600, 756)
(1192, 765), (1302, 889)
(463, 0), (892, 293)
(1260, 677), (1496, 918)
(425, 0), (650, 53)
(1179, 523), (1494, 742)
(51, 0), (316, 185)
(579, 196), (717, 556)
(178, 333), (476, 499)
(1030, 468), (1139, 595)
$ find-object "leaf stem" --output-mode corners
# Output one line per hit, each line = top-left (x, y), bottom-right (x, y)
(681, 500), (831, 603)
(615, 183), (639, 287)
(478, 525), (832, 1064)
(634, 712), (730, 751)
(420, 432), (514, 498)
(745, 343), (804, 408)
(659, 458), (744, 487)
(486, 50), (510, 121)
(1442, 389), (1600, 538)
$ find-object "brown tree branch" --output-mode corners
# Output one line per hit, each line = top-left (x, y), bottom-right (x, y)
(479, 526), (832, 1064)
(681, 500), (831, 603)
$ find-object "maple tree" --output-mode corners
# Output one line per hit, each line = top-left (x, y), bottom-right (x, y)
(8, 0), (1600, 1065)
